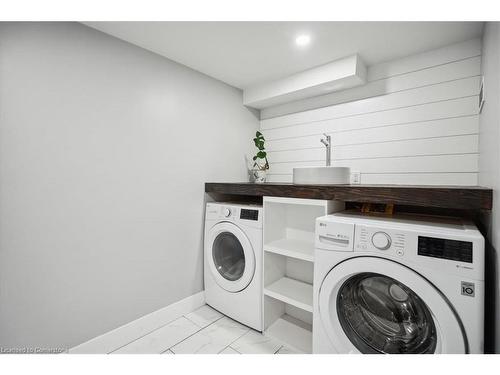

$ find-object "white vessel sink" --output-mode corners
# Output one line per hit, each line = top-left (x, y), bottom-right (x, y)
(293, 166), (350, 185)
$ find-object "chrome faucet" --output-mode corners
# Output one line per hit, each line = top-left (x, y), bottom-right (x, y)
(320, 133), (331, 166)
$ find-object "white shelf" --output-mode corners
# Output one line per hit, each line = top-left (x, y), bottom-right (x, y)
(264, 238), (314, 262)
(265, 315), (312, 354)
(263, 196), (329, 206)
(264, 277), (313, 313)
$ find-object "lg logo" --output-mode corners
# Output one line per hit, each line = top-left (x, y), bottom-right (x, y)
(461, 281), (475, 297)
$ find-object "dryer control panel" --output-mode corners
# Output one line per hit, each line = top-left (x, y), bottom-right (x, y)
(205, 202), (263, 229)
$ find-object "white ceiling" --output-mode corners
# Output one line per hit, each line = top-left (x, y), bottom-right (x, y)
(84, 22), (484, 89)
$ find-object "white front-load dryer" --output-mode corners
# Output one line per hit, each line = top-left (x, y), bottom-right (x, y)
(204, 202), (263, 331)
(313, 212), (485, 354)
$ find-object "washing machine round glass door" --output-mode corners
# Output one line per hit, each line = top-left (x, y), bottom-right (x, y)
(206, 222), (256, 293)
(318, 257), (466, 354)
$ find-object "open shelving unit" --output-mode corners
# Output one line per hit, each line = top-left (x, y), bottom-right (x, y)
(262, 196), (344, 353)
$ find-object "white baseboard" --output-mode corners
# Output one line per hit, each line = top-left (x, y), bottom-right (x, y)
(69, 291), (205, 354)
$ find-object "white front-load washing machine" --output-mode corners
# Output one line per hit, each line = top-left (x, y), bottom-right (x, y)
(313, 211), (485, 354)
(204, 202), (263, 331)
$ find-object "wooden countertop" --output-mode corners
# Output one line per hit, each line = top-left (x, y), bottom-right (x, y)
(205, 182), (493, 211)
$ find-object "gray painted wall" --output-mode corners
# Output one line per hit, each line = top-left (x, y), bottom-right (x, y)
(0, 22), (258, 349)
(479, 22), (500, 353)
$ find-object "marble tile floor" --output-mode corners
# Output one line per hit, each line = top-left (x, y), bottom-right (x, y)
(109, 305), (301, 354)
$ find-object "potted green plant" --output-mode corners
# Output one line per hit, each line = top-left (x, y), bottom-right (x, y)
(252, 131), (269, 183)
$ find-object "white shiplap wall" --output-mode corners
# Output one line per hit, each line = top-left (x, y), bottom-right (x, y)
(260, 39), (482, 186)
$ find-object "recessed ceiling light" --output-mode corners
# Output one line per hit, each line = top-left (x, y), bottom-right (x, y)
(295, 34), (311, 47)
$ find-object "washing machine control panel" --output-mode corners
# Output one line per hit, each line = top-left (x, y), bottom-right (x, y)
(356, 225), (407, 257)
(316, 213), (484, 280)
(315, 220), (407, 255)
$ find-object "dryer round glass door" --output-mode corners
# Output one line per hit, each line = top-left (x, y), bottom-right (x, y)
(212, 232), (246, 281)
(318, 257), (467, 354)
(206, 222), (256, 293)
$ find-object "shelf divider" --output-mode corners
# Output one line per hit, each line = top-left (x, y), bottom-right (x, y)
(264, 238), (315, 262)
(264, 277), (313, 313)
